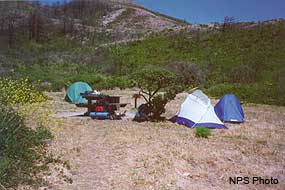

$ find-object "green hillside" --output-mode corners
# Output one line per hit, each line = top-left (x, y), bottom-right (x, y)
(104, 21), (285, 105)
(2, 18), (285, 105)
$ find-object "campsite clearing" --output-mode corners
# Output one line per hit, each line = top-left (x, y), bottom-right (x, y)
(30, 89), (285, 190)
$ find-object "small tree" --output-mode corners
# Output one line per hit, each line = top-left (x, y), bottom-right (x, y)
(132, 66), (178, 120)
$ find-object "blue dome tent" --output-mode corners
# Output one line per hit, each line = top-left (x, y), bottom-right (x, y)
(214, 94), (244, 123)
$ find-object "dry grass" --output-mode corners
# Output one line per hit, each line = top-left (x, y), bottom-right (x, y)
(31, 90), (285, 190)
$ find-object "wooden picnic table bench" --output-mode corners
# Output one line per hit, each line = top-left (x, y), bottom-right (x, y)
(80, 92), (127, 116)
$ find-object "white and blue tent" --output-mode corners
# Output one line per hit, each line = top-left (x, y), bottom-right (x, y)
(173, 90), (227, 129)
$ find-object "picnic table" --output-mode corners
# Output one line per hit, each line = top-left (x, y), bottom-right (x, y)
(80, 92), (127, 116)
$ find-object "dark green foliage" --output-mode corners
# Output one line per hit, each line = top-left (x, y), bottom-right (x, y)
(132, 66), (179, 120)
(195, 127), (211, 138)
(35, 127), (54, 142)
(205, 82), (283, 105)
(17, 63), (133, 91)
(0, 107), (53, 188)
(167, 61), (205, 86)
(132, 66), (177, 94)
(22, 37), (79, 54)
(275, 69), (285, 104)
(151, 94), (168, 120)
(228, 64), (258, 83)
(276, 69), (285, 96)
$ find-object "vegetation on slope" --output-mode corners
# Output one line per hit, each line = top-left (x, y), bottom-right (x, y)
(3, 20), (284, 106)
(0, 1), (284, 106)
(106, 20), (285, 105)
(3, 20), (284, 105)
(0, 78), (53, 189)
(0, 107), (53, 188)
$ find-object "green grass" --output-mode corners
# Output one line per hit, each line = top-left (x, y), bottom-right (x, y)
(195, 127), (211, 138)
(0, 107), (53, 188)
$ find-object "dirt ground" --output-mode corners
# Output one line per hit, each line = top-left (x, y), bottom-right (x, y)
(39, 89), (284, 190)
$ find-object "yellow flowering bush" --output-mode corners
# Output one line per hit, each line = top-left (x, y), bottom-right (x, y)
(0, 77), (47, 106)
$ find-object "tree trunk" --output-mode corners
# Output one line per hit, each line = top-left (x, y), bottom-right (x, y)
(134, 97), (137, 108)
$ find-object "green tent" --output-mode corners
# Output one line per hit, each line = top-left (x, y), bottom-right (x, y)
(65, 82), (92, 104)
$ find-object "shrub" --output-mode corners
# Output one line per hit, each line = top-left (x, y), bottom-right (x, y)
(0, 106), (53, 188)
(17, 63), (133, 91)
(131, 66), (179, 120)
(195, 127), (211, 138)
(228, 64), (257, 83)
(276, 69), (285, 94)
(271, 69), (285, 104)
(35, 127), (54, 142)
(206, 82), (285, 106)
(22, 37), (78, 54)
(167, 61), (205, 87)
(169, 31), (192, 51)
(74, 75), (132, 90)
(0, 77), (46, 106)
(101, 76), (133, 90)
